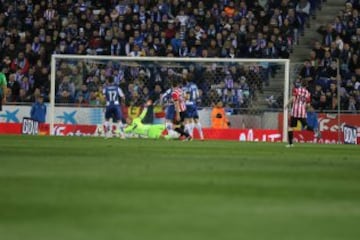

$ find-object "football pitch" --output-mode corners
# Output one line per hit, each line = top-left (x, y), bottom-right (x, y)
(0, 135), (359, 240)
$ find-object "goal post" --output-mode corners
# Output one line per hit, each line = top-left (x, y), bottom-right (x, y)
(50, 54), (290, 141)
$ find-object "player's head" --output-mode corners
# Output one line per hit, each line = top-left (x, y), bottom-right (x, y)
(171, 79), (179, 88)
(300, 78), (308, 88)
(182, 69), (189, 83)
(294, 77), (306, 88)
(216, 100), (223, 108)
(107, 77), (114, 84)
(37, 94), (44, 103)
(126, 116), (133, 125)
(145, 99), (153, 107)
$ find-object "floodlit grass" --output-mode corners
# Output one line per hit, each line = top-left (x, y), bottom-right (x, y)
(0, 135), (359, 240)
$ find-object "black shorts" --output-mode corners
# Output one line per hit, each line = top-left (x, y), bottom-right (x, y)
(173, 111), (186, 125)
(290, 117), (307, 128)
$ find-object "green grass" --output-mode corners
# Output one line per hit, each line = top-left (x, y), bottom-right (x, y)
(0, 135), (359, 240)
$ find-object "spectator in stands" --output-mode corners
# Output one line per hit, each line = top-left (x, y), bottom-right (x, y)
(58, 90), (74, 104)
(33, 66), (49, 94)
(5, 87), (12, 103)
(75, 84), (90, 103)
(296, 0), (311, 30)
(10, 52), (30, 75)
(317, 58), (338, 89)
(266, 95), (280, 110)
(0, 0), (324, 111)
(7, 73), (20, 102)
(348, 95), (359, 112)
(74, 92), (88, 107)
(312, 40), (325, 61)
(299, 59), (317, 92)
(322, 23), (336, 47)
(348, 53), (359, 73)
(88, 91), (99, 106)
(58, 76), (75, 99)
(311, 84), (325, 109)
(16, 88), (31, 103)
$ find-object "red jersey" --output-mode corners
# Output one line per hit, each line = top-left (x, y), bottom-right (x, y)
(291, 87), (311, 118)
(171, 87), (186, 112)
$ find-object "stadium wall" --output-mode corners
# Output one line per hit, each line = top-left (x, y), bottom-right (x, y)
(0, 105), (280, 129)
(1, 105), (359, 144)
(0, 105), (273, 128)
(0, 122), (357, 144)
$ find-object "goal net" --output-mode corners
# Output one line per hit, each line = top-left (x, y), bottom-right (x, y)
(50, 55), (290, 141)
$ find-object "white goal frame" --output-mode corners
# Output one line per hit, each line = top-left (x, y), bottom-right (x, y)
(50, 55), (290, 141)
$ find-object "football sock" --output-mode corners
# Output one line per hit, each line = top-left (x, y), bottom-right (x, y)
(118, 122), (125, 137)
(104, 121), (111, 137)
(196, 122), (204, 139)
(165, 122), (173, 131)
(288, 131), (293, 145)
(175, 127), (190, 137)
(184, 123), (191, 136)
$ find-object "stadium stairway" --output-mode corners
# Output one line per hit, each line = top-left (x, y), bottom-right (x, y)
(291, 0), (344, 63)
(252, 0), (344, 111)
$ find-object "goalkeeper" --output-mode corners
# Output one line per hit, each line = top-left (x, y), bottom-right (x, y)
(124, 101), (171, 139)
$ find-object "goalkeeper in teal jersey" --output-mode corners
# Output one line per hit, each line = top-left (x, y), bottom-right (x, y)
(124, 101), (168, 139)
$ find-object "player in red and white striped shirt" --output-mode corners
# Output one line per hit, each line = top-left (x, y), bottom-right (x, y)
(172, 86), (186, 118)
(291, 85), (310, 119)
(285, 79), (311, 147)
(171, 80), (192, 141)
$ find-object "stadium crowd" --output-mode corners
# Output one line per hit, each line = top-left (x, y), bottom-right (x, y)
(295, 0), (360, 112)
(0, 0), (359, 113)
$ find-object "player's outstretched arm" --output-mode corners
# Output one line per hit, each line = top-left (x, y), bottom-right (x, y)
(285, 96), (294, 109)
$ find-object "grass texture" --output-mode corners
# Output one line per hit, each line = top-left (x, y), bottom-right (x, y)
(0, 135), (359, 240)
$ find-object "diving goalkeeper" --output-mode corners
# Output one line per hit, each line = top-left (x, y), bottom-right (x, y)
(124, 101), (174, 139)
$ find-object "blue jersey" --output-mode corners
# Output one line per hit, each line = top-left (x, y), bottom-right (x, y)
(161, 88), (173, 106)
(103, 84), (125, 121)
(183, 82), (200, 119)
(103, 85), (124, 106)
(161, 88), (174, 120)
(183, 82), (199, 104)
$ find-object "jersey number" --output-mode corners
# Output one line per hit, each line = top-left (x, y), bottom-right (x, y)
(108, 90), (117, 101)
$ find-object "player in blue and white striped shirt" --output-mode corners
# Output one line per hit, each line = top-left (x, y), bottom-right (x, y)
(182, 70), (204, 140)
(103, 77), (126, 138)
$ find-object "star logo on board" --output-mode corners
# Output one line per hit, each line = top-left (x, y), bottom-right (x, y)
(0, 109), (20, 123)
(56, 111), (77, 124)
